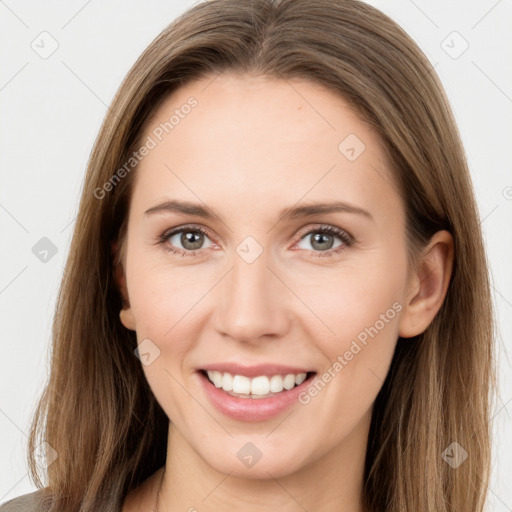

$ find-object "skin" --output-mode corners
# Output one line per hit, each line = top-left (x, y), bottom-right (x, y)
(117, 73), (453, 511)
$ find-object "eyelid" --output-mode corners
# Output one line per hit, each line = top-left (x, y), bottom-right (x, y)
(160, 223), (213, 241)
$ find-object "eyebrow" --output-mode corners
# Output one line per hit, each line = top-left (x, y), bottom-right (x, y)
(144, 199), (374, 222)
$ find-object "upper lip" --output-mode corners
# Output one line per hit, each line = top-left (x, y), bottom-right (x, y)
(199, 362), (315, 378)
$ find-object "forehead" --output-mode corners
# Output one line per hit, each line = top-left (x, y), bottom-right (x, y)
(130, 73), (401, 223)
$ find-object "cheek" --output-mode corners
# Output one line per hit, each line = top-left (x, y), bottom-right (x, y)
(126, 260), (210, 419)
(294, 289), (402, 445)
(293, 248), (407, 349)
(291, 249), (406, 411)
(125, 257), (221, 405)
(127, 253), (215, 337)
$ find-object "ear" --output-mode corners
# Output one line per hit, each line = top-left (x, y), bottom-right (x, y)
(111, 240), (136, 331)
(398, 230), (454, 338)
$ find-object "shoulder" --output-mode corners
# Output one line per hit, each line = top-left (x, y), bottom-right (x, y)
(0, 489), (51, 512)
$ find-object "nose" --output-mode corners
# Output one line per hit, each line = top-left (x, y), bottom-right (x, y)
(212, 248), (291, 344)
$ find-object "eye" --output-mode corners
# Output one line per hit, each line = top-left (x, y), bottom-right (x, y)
(157, 223), (354, 258)
(295, 224), (353, 257)
(158, 225), (214, 256)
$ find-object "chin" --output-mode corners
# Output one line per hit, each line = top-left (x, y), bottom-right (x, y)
(196, 436), (310, 480)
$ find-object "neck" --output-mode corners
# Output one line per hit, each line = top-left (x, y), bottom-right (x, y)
(155, 413), (370, 512)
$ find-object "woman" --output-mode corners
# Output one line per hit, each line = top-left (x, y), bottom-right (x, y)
(1, 0), (495, 510)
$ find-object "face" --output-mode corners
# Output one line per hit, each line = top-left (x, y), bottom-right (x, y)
(118, 73), (412, 479)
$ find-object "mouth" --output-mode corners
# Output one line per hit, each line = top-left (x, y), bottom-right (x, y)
(198, 369), (317, 399)
(195, 362), (319, 421)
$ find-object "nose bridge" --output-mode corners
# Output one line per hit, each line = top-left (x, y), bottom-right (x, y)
(214, 241), (289, 342)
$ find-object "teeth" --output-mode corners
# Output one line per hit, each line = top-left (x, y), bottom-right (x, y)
(221, 372), (233, 391)
(206, 370), (308, 397)
(295, 372), (307, 385)
(283, 374), (296, 390)
(232, 375), (251, 394)
(251, 376), (269, 395)
(211, 370), (222, 388)
(269, 374), (284, 393)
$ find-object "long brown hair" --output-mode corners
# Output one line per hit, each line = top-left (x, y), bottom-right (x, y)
(27, 1), (496, 510)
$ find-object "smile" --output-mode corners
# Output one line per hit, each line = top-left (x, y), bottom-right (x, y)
(196, 364), (317, 421)
(203, 370), (311, 398)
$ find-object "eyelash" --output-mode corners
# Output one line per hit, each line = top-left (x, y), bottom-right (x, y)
(156, 223), (354, 258)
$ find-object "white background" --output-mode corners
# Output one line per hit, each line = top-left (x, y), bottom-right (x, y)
(1, 0), (511, 509)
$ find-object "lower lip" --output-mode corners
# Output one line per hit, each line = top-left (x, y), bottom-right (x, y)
(197, 371), (315, 422)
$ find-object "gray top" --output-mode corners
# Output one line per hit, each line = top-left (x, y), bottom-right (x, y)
(0, 490), (50, 512)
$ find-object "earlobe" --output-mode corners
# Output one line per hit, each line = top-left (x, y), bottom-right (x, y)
(398, 230), (454, 338)
(120, 308), (136, 331)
